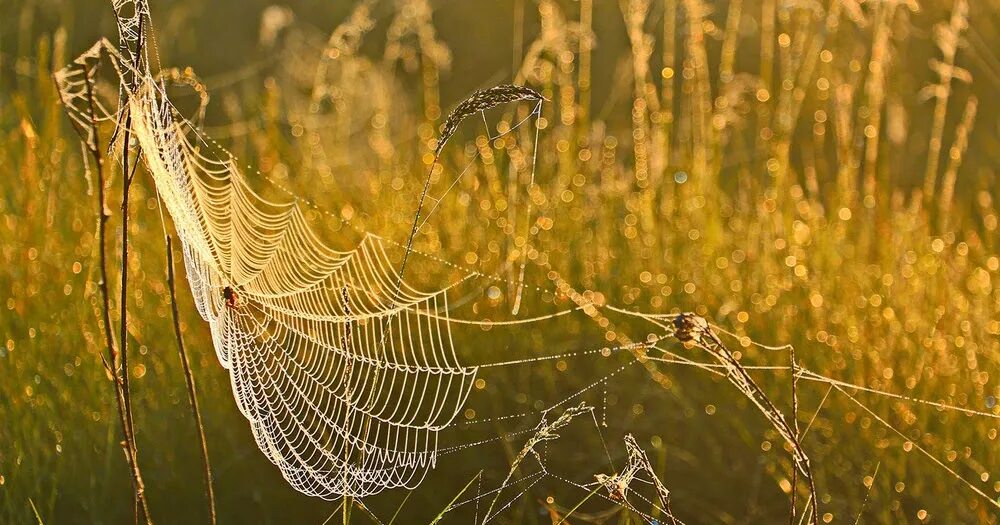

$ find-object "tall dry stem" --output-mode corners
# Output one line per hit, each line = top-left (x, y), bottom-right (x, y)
(622, 0), (655, 187)
(165, 236), (216, 525)
(938, 96), (977, 231)
(922, 0), (969, 205)
(68, 61), (152, 525)
(719, 0), (743, 85)
(115, 14), (153, 523)
(660, 0), (677, 167)
(761, 0), (776, 89)
(862, 1), (917, 203)
(577, 0), (593, 127)
(680, 0), (713, 186)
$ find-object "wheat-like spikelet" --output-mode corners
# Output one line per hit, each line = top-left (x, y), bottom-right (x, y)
(435, 84), (543, 156)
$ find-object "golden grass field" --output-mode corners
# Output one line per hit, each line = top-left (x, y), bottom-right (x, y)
(3, 0), (1000, 523)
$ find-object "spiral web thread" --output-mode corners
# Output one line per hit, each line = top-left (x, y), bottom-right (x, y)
(57, 39), (481, 498)
(53, 3), (1000, 520)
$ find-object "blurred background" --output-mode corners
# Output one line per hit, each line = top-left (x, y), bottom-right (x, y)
(3, 0), (1000, 523)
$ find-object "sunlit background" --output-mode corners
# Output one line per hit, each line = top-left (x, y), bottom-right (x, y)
(3, 0), (1000, 523)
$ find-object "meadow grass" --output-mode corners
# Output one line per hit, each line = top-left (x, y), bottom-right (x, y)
(2, 0), (1000, 523)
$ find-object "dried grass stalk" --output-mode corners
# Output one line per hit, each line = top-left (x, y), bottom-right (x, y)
(481, 403), (592, 524)
(674, 313), (819, 524)
(436, 84), (543, 156)
(593, 434), (679, 525)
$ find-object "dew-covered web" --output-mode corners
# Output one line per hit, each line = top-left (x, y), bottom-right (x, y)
(53, 2), (1000, 523)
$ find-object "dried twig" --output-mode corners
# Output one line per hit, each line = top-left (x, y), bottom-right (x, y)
(115, 15), (154, 524)
(165, 235), (217, 525)
(57, 57), (153, 525)
(789, 344), (801, 525)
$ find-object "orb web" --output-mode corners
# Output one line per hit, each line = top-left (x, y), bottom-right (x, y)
(57, 37), (483, 499)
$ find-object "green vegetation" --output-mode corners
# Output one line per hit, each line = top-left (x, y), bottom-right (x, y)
(3, 0), (1000, 523)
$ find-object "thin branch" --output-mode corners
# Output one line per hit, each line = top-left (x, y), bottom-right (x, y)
(789, 344), (801, 525)
(117, 15), (154, 524)
(165, 235), (217, 525)
(73, 60), (152, 525)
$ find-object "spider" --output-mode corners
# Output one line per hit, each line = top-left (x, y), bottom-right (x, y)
(223, 285), (239, 309)
(673, 312), (709, 343)
(593, 473), (630, 502)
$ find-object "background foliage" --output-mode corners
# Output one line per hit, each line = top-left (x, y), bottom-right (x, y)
(3, 0), (1000, 522)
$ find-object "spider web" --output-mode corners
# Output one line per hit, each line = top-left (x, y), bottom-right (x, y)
(52, 1), (1000, 522)
(58, 38), (484, 499)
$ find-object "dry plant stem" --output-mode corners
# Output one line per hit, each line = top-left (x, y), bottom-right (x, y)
(675, 315), (820, 524)
(577, 0), (592, 128)
(661, 0), (676, 167)
(622, 434), (678, 525)
(165, 236), (217, 525)
(937, 96), (977, 231)
(384, 160), (434, 332)
(481, 403), (591, 524)
(719, 0), (742, 84)
(789, 1), (842, 138)
(75, 62), (151, 525)
(789, 345), (801, 525)
(118, 107), (153, 525)
(923, 0), (968, 205)
(80, 66), (119, 419)
(622, 0), (653, 187)
(760, 0), (776, 89)
(852, 462), (880, 525)
(681, 0), (713, 184)
(862, 3), (895, 202)
(386, 85), (541, 347)
(117, 16), (153, 524)
(120, 105), (136, 454)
